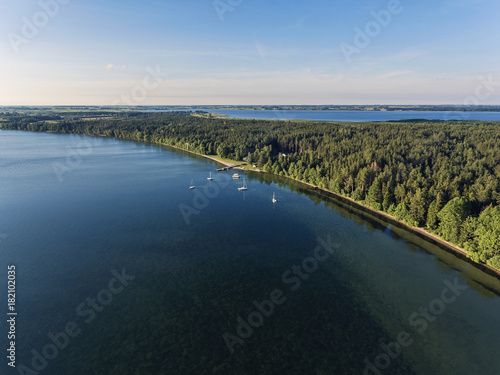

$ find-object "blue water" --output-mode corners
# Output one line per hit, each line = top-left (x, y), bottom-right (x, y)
(1, 129), (500, 375)
(149, 109), (500, 122)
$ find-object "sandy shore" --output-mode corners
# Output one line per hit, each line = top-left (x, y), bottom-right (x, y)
(160, 142), (499, 278)
(272, 175), (500, 278)
(162, 143), (235, 167)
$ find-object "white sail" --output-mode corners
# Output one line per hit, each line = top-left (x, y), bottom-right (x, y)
(237, 178), (248, 191)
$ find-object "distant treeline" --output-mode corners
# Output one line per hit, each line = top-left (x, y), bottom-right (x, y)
(2, 111), (500, 270)
(175, 105), (500, 112)
(2, 104), (500, 112)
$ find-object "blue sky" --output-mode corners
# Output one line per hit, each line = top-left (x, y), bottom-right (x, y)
(1, 0), (499, 105)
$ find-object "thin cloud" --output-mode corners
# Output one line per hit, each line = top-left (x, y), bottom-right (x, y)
(255, 41), (267, 59)
(378, 70), (414, 80)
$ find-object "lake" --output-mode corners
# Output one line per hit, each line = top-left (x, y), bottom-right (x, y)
(150, 109), (500, 122)
(1, 129), (500, 375)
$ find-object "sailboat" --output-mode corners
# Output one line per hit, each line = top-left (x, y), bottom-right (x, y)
(207, 171), (213, 181)
(237, 178), (248, 191)
(189, 179), (195, 189)
(272, 192), (277, 203)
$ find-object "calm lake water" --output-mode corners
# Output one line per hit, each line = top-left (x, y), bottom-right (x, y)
(150, 109), (500, 122)
(1, 130), (500, 375)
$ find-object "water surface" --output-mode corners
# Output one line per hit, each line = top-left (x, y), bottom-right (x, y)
(148, 109), (500, 122)
(1, 130), (499, 375)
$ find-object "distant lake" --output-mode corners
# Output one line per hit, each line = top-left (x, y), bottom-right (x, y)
(149, 109), (500, 122)
(1, 130), (500, 375)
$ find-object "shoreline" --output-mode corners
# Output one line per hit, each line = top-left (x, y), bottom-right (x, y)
(160, 142), (500, 279)
(4, 128), (498, 280)
(161, 143), (237, 167)
(257, 173), (500, 279)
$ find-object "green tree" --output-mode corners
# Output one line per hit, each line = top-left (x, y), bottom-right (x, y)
(394, 202), (411, 224)
(351, 189), (364, 201)
(382, 179), (395, 212)
(409, 188), (427, 227)
(459, 216), (478, 248)
(487, 256), (500, 269)
(257, 153), (267, 168)
(474, 205), (500, 262)
(366, 179), (383, 210)
(426, 194), (442, 230)
(437, 197), (471, 244)
(217, 144), (230, 158)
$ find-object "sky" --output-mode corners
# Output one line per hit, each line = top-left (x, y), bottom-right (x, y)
(0, 0), (500, 105)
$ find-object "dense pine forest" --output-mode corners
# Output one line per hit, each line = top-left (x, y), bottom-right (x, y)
(2, 111), (500, 270)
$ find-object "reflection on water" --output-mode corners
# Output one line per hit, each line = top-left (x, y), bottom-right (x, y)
(1, 130), (499, 375)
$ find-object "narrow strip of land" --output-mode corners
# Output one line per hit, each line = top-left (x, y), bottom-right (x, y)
(162, 142), (500, 279)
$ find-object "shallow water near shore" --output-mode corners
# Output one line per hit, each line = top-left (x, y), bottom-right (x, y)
(1, 129), (500, 375)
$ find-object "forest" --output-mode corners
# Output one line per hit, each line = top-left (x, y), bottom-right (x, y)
(2, 110), (499, 270)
